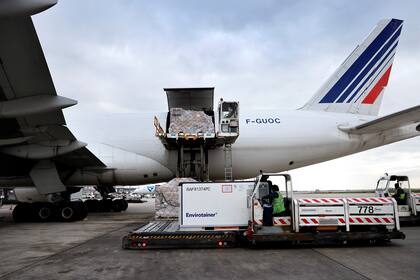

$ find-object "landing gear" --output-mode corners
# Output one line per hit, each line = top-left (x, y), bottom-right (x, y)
(12, 201), (88, 223)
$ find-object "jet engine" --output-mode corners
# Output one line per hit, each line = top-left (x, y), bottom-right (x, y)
(0, 0), (57, 17)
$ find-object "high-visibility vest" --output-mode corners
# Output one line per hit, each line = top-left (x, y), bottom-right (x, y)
(396, 188), (406, 201)
(273, 192), (286, 214)
(399, 191), (406, 201)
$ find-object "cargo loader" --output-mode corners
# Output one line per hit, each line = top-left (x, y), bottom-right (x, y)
(122, 173), (405, 250)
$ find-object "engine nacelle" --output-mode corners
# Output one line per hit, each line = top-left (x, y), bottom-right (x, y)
(0, 0), (57, 18)
(14, 187), (48, 203)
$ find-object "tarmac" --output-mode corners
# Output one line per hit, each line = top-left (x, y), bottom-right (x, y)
(0, 199), (419, 280)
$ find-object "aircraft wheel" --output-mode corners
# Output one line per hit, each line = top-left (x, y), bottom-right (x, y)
(72, 201), (88, 220)
(80, 202), (88, 220)
(59, 202), (77, 222)
(86, 199), (100, 212)
(102, 199), (113, 212)
(33, 202), (55, 222)
(12, 203), (33, 222)
(111, 199), (123, 212)
(121, 200), (128, 211)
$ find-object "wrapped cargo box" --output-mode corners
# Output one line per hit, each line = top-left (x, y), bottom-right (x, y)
(168, 108), (215, 136)
(155, 177), (196, 219)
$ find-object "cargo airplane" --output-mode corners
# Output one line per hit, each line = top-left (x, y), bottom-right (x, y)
(1, 0), (419, 222)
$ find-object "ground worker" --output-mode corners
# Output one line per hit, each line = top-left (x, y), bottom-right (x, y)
(272, 185), (286, 215)
(261, 182), (287, 225)
(393, 182), (407, 205)
(262, 181), (275, 226)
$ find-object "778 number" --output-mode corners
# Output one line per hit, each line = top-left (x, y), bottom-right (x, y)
(358, 205), (374, 214)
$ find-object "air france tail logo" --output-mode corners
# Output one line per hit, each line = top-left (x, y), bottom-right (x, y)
(319, 19), (402, 105)
(246, 118), (281, 124)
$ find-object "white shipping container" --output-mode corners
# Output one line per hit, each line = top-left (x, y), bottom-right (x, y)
(180, 181), (255, 228)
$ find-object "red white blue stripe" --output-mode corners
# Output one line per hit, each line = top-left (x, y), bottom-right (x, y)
(319, 19), (403, 105)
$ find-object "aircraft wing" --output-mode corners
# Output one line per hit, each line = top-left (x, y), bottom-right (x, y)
(0, 16), (105, 178)
(339, 105), (420, 134)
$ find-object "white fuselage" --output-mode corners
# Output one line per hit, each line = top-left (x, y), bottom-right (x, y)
(59, 108), (420, 186)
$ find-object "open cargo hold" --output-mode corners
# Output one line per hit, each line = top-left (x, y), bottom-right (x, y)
(155, 88), (216, 144)
(153, 87), (240, 181)
(154, 88), (239, 147)
(122, 173), (405, 250)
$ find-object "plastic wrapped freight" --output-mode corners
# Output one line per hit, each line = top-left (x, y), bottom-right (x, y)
(155, 177), (197, 219)
(168, 108), (215, 135)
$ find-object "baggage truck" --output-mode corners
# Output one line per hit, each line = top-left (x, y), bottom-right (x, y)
(122, 173), (405, 249)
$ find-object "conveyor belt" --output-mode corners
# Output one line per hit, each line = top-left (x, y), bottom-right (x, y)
(134, 221), (179, 233)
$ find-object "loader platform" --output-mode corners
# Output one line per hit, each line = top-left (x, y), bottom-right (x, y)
(122, 221), (238, 249)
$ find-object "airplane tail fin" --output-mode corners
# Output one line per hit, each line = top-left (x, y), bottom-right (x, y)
(302, 18), (403, 116)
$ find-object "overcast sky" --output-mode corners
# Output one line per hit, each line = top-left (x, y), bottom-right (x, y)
(32, 0), (420, 190)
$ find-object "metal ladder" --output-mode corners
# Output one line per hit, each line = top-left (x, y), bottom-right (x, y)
(224, 144), (233, 181)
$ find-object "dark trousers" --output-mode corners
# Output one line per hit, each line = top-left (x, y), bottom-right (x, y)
(263, 204), (273, 226)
